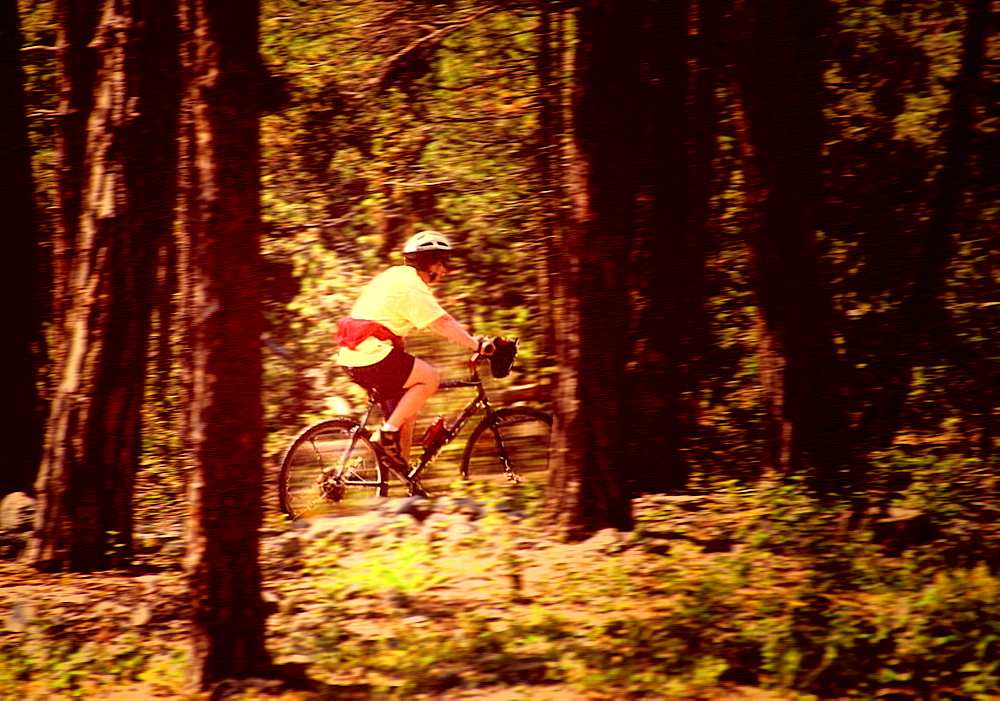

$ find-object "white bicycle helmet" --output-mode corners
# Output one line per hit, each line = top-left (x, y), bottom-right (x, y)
(403, 231), (452, 253)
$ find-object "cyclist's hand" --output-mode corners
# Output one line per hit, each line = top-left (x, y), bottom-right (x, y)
(475, 336), (496, 357)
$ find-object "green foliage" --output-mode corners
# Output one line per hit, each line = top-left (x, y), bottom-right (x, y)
(340, 614), (564, 696)
(17, 0), (57, 171)
(10, 462), (1000, 699)
(870, 450), (1000, 568)
(134, 349), (189, 533)
(0, 619), (170, 699)
(309, 536), (448, 599)
(258, 0), (554, 456)
(136, 649), (187, 695)
(449, 479), (548, 522)
(264, 474), (1000, 699)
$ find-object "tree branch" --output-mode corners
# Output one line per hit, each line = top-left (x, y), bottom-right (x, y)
(367, 6), (498, 93)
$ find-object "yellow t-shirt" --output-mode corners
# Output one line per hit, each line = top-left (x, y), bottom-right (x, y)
(338, 265), (447, 367)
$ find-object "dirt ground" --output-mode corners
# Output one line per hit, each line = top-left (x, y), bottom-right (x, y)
(1, 495), (795, 701)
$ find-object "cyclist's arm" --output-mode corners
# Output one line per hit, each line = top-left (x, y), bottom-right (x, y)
(428, 314), (496, 355)
(427, 313), (479, 351)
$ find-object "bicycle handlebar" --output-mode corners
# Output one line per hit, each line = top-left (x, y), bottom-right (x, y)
(467, 335), (516, 381)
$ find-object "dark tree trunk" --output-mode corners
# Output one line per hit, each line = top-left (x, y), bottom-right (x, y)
(28, 0), (179, 572)
(52, 0), (100, 332)
(734, 0), (855, 492)
(179, 0), (272, 687)
(624, 0), (690, 496)
(626, 0), (717, 495)
(0, 0), (45, 497)
(548, 0), (637, 538)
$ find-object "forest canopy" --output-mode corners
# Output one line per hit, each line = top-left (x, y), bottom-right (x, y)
(3, 0), (997, 536)
(7, 0), (999, 532)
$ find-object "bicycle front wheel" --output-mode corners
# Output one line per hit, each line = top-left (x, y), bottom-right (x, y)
(278, 418), (388, 519)
(461, 407), (552, 486)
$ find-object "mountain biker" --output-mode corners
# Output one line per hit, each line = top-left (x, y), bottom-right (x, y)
(337, 231), (494, 472)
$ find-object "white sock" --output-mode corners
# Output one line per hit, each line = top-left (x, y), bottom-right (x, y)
(382, 422), (400, 433)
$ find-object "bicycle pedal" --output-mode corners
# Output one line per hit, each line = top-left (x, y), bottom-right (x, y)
(372, 440), (409, 474)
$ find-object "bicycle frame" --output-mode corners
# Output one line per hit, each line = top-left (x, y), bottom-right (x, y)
(341, 357), (497, 486)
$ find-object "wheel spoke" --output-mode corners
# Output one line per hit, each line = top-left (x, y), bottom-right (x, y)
(462, 408), (552, 486)
(278, 419), (388, 517)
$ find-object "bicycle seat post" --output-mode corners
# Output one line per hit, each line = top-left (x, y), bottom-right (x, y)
(356, 399), (376, 437)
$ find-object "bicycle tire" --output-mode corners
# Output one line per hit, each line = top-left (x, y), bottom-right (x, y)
(460, 407), (552, 486)
(278, 418), (388, 519)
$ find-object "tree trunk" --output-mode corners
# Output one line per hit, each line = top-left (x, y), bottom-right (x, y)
(533, 0), (566, 367)
(734, 0), (855, 492)
(0, 0), (45, 497)
(52, 0), (100, 333)
(626, 0), (718, 495)
(28, 0), (179, 572)
(179, 0), (272, 687)
(548, 0), (637, 538)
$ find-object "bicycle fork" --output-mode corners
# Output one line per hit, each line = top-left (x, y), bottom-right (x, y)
(487, 418), (520, 483)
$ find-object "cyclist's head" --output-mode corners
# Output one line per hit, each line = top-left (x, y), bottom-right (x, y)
(402, 231), (452, 277)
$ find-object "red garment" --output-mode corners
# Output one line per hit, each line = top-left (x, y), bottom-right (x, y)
(336, 317), (403, 350)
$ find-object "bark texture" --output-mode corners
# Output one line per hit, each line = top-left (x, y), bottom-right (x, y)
(28, 0), (179, 571)
(548, 0), (639, 538)
(734, 0), (855, 490)
(180, 0), (272, 686)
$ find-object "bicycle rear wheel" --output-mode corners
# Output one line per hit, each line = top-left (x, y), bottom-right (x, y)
(461, 407), (552, 486)
(278, 418), (388, 519)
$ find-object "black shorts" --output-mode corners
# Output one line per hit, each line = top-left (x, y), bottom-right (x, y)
(344, 346), (415, 405)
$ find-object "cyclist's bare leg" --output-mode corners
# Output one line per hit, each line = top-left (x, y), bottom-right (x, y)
(387, 358), (440, 460)
(398, 415), (416, 460)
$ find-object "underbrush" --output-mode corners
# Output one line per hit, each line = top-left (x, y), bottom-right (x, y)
(4, 452), (1000, 699)
(0, 625), (187, 699)
(273, 456), (1000, 700)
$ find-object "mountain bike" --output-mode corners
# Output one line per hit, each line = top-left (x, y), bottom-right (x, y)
(277, 342), (552, 520)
